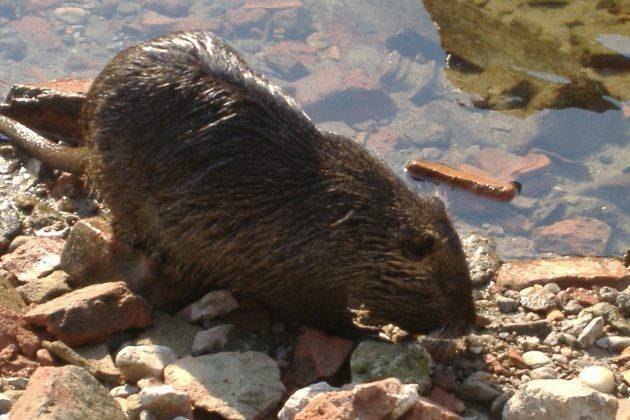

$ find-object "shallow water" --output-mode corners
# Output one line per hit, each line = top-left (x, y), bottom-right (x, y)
(0, 0), (628, 258)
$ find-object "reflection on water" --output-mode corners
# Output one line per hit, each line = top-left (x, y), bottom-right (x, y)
(0, 0), (627, 258)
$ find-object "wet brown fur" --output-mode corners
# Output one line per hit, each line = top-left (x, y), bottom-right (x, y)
(82, 31), (475, 335)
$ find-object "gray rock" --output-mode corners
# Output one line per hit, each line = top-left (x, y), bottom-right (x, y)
(616, 291), (630, 316)
(597, 286), (618, 303)
(595, 335), (630, 352)
(0, 37), (27, 61)
(519, 285), (558, 312)
(457, 375), (500, 403)
(577, 316), (605, 348)
(278, 382), (337, 420)
(176, 290), (238, 323)
(139, 385), (192, 419)
(17, 270), (71, 304)
(462, 234), (501, 286)
(561, 314), (593, 336)
(134, 311), (200, 358)
(115, 345), (177, 382)
(164, 352), (285, 419)
(498, 320), (552, 338)
(350, 340), (432, 391)
(110, 384), (139, 398)
(581, 302), (630, 335)
(496, 295), (519, 313)
(192, 324), (233, 356)
(503, 379), (617, 420)
(0, 393), (10, 415)
(563, 299), (585, 314)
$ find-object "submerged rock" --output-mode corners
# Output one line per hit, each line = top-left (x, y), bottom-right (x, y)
(350, 340), (432, 391)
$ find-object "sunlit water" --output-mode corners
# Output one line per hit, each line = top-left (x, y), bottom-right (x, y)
(0, 0), (628, 258)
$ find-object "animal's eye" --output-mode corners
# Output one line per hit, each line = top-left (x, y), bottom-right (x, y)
(403, 233), (436, 259)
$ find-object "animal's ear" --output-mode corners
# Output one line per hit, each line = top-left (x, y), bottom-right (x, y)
(401, 231), (437, 260)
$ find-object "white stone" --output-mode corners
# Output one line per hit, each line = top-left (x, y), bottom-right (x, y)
(139, 385), (191, 419)
(577, 316), (604, 348)
(278, 382), (337, 420)
(522, 351), (551, 367)
(177, 290), (238, 322)
(192, 324), (233, 355)
(595, 335), (630, 352)
(578, 366), (616, 394)
(53, 7), (88, 25)
(138, 410), (157, 420)
(503, 379), (618, 420)
(115, 345), (177, 382)
(165, 351), (285, 419)
(0, 393), (11, 414)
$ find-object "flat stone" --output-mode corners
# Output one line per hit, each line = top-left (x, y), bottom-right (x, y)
(177, 290), (238, 323)
(350, 340), (432, 391)
(596, 336), (630, 352)
(1, 237), (64, 284)
(9, 365), (125, 419)
(519, 285), (558, 312)
(110, 384), (138, 398)
(23, 281), (152, 346)
(496, 295), (519, 313)
(53, 6), (87, 24)
(503, 379), (617, 420)
(285, 328), (354, 388)
(581, 302), (630, 335)
(139, 385), (192, 419)
(42, 340), (121, 383)
(522, 351), (552, 368)
(457, 376), (500, 403)
(243, 0), (303, 9)
(17, 270), (71, 304)
(577, 316), (605, 348)
(164, 352), (285, 419)
(134, 311), (200, 358)
(115, 345), (177, 382)
(192, 324), (233, 356)
(294, 378), (420, 420)
(533, 217), (611, 255)
(496, 256), (630, 291)
(497, 320), (552, 338)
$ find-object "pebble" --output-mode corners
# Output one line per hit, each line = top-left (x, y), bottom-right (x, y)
(522, 351), (551, 367)
(0, 393), (11, 414)
(177, 290), (238, 323)
(530, 366), (557, 380)
(110, 384), (139, 398)
(551, 354), (568, 365)
(578, 366), (615, 394)
(595, 335), (630, 352)
(191, 324), (233, 355)
(53, 7), (88, 25)
(115, 345), (177, 382)
(577, 316), (605, 348)
(519, 285), (558, 312)
(278, 382), (337, 420)
(496, 295), (519, 313)
(563, 299), (585, 314)
(457, 378), (500, 402)
(139, 385), (192, 419)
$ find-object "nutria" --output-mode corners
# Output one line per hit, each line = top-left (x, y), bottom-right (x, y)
(4, 31), (476, 337)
